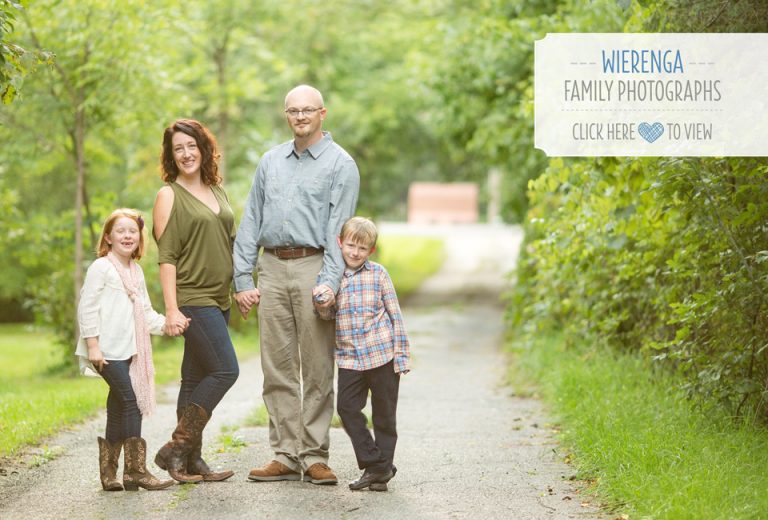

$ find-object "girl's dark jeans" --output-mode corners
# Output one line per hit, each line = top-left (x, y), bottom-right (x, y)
(100, 358), (141, 443)
(177, 306), (239, 416)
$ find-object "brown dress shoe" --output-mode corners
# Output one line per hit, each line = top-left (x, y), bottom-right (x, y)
(247, 460), (301, 482)
(303, 463), (338, 485)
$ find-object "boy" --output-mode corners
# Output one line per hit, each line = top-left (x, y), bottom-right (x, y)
(317, 216), (410, 491)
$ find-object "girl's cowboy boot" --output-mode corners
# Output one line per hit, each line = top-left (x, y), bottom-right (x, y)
(123, 437), (175, 490)
(97, 437), (124, 491)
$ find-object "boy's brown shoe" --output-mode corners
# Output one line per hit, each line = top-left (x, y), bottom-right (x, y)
(247, 460), (301, 482)
(302, 463), (338, 485)
(369, 464), (397, 491)
(349, 467), (394, 491)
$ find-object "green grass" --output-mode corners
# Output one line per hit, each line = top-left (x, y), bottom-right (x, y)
(508, 333), (768, 520)
(215, 432), (247, 452)
(374, 235), (444, 298)
(245, 403), (270, 427)
(0, 323), (259, 458)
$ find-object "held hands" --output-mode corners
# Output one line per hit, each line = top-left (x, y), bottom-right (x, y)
(312, 284), (335, 309)
(235, 288), (260, 319)
(164, 308), (191, 337)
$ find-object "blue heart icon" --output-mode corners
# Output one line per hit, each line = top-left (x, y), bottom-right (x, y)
(638, 122), (664, 143)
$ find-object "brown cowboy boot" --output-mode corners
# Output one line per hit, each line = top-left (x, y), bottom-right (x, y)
(123, 437), (175, 491)
(179, 406), (234, 482)
(154, 403), (206, 483)
(97, 437), (124, 491)
(187, 437), (235, 482)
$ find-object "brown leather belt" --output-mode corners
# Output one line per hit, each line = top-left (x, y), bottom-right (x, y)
(264, 246), (323, 260)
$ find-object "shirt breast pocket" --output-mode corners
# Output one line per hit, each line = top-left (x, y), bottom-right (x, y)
(300, 170), (330, 206)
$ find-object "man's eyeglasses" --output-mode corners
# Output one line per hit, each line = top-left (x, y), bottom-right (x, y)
(285, 107), (323, 118)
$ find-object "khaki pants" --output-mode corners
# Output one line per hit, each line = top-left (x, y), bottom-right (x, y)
(257, 251), (336, 471)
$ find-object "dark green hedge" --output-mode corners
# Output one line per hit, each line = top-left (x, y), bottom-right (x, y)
(509, 157), (768, 418)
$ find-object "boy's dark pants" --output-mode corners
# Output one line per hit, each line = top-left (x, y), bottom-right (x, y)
(337, 360), (400, 474)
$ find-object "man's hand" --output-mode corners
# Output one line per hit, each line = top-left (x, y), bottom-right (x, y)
(312, 284), (335, 309)
(235, 289), (261, 319)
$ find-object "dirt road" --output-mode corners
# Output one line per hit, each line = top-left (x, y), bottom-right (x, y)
(0, 223), (602, 519)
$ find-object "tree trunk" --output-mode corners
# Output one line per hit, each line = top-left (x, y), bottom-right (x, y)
(73, 96), (86, 314)
(214, 42), (228, 182)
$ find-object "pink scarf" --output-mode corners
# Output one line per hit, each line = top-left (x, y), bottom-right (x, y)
(107, 252), (156, 416)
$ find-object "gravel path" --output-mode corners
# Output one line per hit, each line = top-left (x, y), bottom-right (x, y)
(0, 223), (604, 519)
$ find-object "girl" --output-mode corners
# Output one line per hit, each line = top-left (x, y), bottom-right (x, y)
(75, 208), (183, 491)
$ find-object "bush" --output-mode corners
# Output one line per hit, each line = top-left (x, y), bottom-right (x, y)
(509, 157), (768, 418)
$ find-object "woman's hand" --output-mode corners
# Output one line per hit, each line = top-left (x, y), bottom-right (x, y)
(164, 308), (190, 336)
(234, 289), (260, 319)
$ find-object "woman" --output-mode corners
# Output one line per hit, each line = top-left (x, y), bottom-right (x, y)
(152, 119), (239, 483)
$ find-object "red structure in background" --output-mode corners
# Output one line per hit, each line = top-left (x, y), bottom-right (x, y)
(407, 182), (478, 224)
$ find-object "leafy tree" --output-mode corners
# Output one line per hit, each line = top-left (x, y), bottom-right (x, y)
(510, 0), (768, 418)
(0, 0), (182, 353)
(0, 0), (51, 103)
(430, 0), (625, 222)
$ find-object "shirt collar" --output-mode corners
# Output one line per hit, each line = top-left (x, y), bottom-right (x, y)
(344, 259), (372, 277)
(286, 131), (333, 159)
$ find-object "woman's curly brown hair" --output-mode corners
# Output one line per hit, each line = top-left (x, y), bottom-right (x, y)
(160, 119), (221, 185)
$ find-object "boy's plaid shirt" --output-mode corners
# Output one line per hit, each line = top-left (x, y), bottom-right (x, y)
(334, 260), (410, 373)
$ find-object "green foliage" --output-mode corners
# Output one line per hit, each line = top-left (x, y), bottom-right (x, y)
(245, 403), (269, 427)
(508, 1), (768, 419)
(509, 333), (768, 519)
(374, 235), (444, 299)
(0, 0), (454, 362)
(0, 0), (52, 103)
(510, 157), (768, 417)
(431, 0), (628, 222)
(627, 0), (768, 33)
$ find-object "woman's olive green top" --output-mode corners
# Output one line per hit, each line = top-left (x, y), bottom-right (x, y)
(155, 182), (235, 310)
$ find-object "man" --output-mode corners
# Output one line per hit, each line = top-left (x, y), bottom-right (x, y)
(233, 85), (360, 485)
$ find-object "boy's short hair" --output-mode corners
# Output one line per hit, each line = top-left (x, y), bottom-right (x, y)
(339, 216), (378, 248)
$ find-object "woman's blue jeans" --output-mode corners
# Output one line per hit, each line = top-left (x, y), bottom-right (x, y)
(177, 306), (239, 416)
(100, 358), (141, 443)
